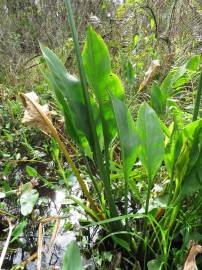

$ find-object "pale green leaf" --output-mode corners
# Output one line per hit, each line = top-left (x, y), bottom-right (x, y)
(20, 188), (39, 216)
(62, 241), (83, 270)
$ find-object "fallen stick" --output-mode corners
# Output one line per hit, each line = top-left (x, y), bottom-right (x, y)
(0, 218), (14, 269)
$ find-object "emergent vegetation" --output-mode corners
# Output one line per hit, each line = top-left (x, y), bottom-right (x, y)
(0, 0), (202, 269)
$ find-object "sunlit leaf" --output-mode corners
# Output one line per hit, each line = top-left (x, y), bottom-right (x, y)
(26, 166), (38, 177)
(181, 122), (202, 197)
(11, 221), (27, 243)
(20, 185), (39, 216)
(41, 45), (101, 157)
(164, 123), (183, 177)
(83, 26), (124, 147)
(136, 103), (164, 180)
(186, 55), (200, 71)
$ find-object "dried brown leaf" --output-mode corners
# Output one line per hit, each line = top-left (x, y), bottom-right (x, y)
(183, 241), (202, 270)
(20, 93), (103, 218)
(139, 60), (160, 92)
(21, 92), (52, 135)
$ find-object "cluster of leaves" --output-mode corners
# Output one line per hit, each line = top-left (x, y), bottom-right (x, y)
(32, 14), (202, 269)
(1, 1), (202, 269)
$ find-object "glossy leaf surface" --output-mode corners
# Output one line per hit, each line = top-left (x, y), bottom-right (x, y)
(83, 26), (124, 146)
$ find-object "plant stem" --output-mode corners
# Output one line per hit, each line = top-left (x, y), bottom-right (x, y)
(64, 0), (121, 228)
(193, 69), (202, 121)
(143, 178), (152, 270)
(143, 179), (152, 236)
(0, 219), (14, 269)
(83, 155), (101, 201)
(21, 93), (102, 219)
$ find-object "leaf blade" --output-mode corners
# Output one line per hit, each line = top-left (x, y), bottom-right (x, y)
(136, 103), (164, 180)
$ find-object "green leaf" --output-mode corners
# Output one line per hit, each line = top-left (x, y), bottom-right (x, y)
(138, 194), (169, 214)
(110, 93), (139, 214)
(184, 121), (202, 172)
(26, 166), (38, 177)
(164, 123), (183, 178)
(112, 236), (131, 251)
(123, 61), (135, 85)
(136, 103), (164, 180)
(147, 256), (164, 270)
(82, 26), (124, 147)
(11, 221), (27, 243)
(150, 83), (166, 116)
(161, 55), (200, 97)
(133, 34), (139, 46)
(62, 241), (83, 270)
(0, 192), (6, 199)
(83, 26), (111, 91)
(175, 140), (190, 182)
(183, 119), (202, 142)
(186, 55), (200, 71)
(161, 65), (186, 96)
(181, 122), (202, 197)
(40, 45), (98, 156)
(20, 186), (39, 216)
(150, 18), (155, 29)
(110, 93), (139, 176)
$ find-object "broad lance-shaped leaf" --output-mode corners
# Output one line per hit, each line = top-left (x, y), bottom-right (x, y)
(164, 122), (183, 178)
(110, 93), (139, 214)
(181, 121), (202, 197)
(110, 93), (139, 176)
(11, 221), (27, 243)
(137, 103), (164, 180)
(40, 45), (103, 156)
(150, 82), (166, 116)
(62, 240), (83, 270)
(45, 71), (91, 156)
(82, 26), (124, 147)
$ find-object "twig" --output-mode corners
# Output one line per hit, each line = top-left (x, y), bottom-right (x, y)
(25, 63), (41, 70)
(141, 4), (158, 38)
(0, 218), (14, 269)
(18, 252), (38, 268)
(47, 218), (61, 266)
(37, 223), (43, 270)
(1, 159), (48, 164)
(23, 54), (40, 66)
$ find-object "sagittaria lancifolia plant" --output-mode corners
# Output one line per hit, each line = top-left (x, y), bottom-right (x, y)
(20, 0), (202, 268)
(39, 0), (165, 235)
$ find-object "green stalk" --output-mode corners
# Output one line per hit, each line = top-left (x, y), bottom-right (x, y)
(64, 0), (121, 229)
(143, 178), (152, 270)
(83, 155), (101, 201)
(193, 69), (202, 121)
(143, 179), (152, 237)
